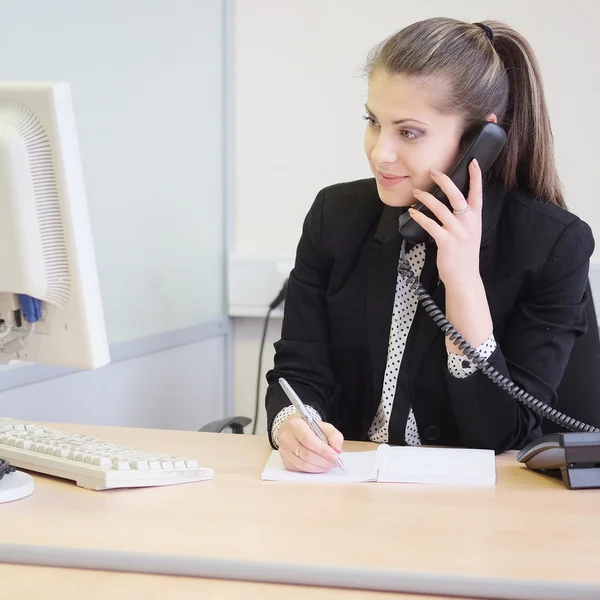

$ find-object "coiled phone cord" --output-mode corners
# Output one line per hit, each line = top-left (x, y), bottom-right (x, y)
(397, 240), (600, 433)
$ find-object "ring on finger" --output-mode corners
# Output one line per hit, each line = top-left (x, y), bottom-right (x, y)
(453, 206), (470, 215)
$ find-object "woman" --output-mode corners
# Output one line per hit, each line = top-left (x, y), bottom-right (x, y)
(265, 18), (595, 472)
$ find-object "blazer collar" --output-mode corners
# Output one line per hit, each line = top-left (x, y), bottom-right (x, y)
(373, 178), (505, 248)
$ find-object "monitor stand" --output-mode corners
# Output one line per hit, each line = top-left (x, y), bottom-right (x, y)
(0, 470), (34, 503)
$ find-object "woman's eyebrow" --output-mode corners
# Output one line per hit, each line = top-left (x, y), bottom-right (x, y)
(364, 105), (428, 126)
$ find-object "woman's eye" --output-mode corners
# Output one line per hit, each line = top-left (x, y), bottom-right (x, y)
(362, 114), (378, 128)
(400, 130), (420, 140)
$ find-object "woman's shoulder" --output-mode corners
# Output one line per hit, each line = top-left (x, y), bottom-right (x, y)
(498, 187), (595, 270)
(307, 177), (383, 240)
(316, 177), (381, 215)
(507, 188), (586, 227)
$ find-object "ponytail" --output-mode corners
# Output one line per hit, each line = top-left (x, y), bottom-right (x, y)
(485, 21), (565, 207)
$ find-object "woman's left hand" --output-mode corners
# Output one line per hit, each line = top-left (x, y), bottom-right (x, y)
(408, 159), (483, 290)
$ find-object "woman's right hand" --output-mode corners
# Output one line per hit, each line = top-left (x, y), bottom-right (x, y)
(277, 413), (344, 473)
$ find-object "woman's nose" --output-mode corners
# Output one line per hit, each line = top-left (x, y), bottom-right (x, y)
(371, 133), (398, 165)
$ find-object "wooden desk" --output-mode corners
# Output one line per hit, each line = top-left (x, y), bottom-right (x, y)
(1, 423), (599, 600)
(1, 564), (450, 600)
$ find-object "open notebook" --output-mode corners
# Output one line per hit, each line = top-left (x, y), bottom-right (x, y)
(261, 444), (496, 486)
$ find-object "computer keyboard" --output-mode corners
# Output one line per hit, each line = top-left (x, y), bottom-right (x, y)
(0, 417), (214, 490)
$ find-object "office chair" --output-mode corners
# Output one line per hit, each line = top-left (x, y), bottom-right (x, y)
(542, 280), (600, 434)
(198, 416), (251, 434)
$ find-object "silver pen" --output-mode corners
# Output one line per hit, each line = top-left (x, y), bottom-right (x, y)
(278, 377), (346, 471)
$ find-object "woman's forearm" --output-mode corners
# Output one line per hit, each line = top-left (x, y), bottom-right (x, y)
(444, 276), (493, 355)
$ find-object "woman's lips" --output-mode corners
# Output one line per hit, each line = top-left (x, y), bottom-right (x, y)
(376, 171), (408, 188)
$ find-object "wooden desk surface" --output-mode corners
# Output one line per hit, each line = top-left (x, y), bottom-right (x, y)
(1, 564), (453, 600)
(2, 423), (599, 599)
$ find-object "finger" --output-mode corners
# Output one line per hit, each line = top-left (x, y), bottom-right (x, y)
(295, 421), (340, 461)
(279, 430), (339, 469)
(430, 169), (469, 213)
(413, 189), (460, 231)
(467, 159), (483, 212)
(295, 442), (339, 469)
(280, 422), (339, 465)
(278, 430), (332, 472)
(283, 452), (331, 473)
(319, 423), (344, 453)
(280, 443), (333, 473)
(408, 206), (448, 244)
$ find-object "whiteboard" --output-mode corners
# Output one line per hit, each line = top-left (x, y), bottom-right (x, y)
(0, 0), (226, 343)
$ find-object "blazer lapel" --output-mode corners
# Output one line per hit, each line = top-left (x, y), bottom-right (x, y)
(404, 243), (446, 375)
(365, 205), (403, 416)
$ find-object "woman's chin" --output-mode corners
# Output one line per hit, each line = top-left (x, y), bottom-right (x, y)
(376, 185), (414, 208)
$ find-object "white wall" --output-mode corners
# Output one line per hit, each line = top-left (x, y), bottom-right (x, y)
(230, 0), (600, 433)
(234, 317), (281, 435)
(2, 334), (227, 431)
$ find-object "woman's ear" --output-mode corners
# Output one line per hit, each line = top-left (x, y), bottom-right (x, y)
(485, 113), (498, 124)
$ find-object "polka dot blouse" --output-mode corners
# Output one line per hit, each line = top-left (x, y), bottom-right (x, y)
(271, 243), (497, 448)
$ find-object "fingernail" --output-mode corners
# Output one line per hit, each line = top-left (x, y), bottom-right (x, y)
(330, 454), (338, 462)
(408, 207), (415, 213)
(471, 159), (479, 169)
(430, 169), (441, 177)
(412, 188), (422, 196)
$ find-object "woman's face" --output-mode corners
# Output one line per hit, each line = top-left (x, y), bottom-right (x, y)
(364, 70), (464, 207)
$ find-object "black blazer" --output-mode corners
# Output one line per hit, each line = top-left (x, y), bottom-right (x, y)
(265, 178), (595, 453)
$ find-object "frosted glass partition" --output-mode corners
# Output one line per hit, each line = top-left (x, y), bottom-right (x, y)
(0, 0), (225, 344)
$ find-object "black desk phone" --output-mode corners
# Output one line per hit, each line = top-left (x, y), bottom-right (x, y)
(396, 121), (600, 489)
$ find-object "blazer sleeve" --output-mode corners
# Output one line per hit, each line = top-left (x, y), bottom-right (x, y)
(265, 189), (337, 447)
(446, 218), (595, 453)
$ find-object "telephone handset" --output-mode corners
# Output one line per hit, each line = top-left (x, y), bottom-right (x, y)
(394, 122), (600, 474)
(398, 121), (507, 245)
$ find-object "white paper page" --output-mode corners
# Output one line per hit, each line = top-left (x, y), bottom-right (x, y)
(376, 445), (496, 486)
(261, 450), (379, 483)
